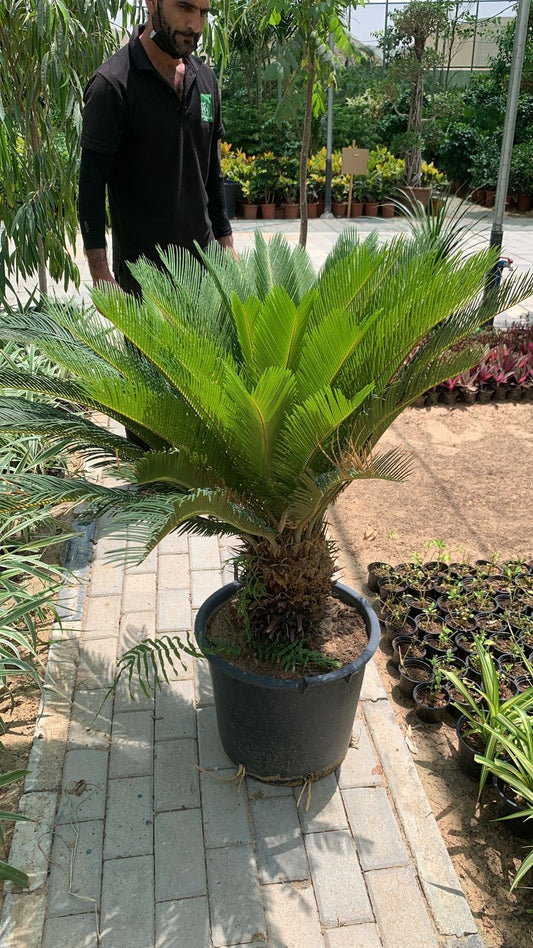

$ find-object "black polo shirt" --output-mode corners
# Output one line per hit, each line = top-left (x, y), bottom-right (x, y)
(81, 25), (230, 277)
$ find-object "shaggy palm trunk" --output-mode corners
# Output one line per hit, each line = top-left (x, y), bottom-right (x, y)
(241, 526), (335, 642)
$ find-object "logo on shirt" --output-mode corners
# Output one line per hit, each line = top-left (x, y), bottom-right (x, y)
(200, 93), (213, 123)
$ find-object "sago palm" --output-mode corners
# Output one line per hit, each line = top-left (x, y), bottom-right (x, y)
(0, 230), (532, 661)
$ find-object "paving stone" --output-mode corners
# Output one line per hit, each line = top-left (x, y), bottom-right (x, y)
(191, 568), (223, 608)
(324, 922), (383, 947)
(158, 531), (189, 554)
(76, 637), (117, 690)
(118, 609), (156, 656)
(201, 769), (251, 847)
(342, 786), (410, 870)
(337, 720), (383, 789)
(155, 896), (210, 948)
(364, 700), (479, 937)
(194, 658), (214, 707)
(68, 689), (113, 749)
(3, 792), (56, 892)
(56, 584), (87, 623)
(154, 810), (206, 901)
(126, 546), (158, 574)
(57, 750), (108, 825)
(123, 571), (157, 613)
(158, 552), (190, 589)
(366, 866), (439, 948)
(155, 678), (196, 740)
(109, 709), (154, 778)
(246, 778), (293, 798)
(296, 772), (348, 833)
(0, 892), (47, 948)
(207, 845), (266, 947)
(103, 775), (153, 859)
(197, 705), (232, 770)
(100, 855), (154, 948)
(112, 674), (155, 713)
(305, 830), (373, 927)
(189, 534), (221, 569)
(89, 560), (124, 597)
(42, 913), (99, 948)
(157, 588), (192, 632)
(46, 820), (103, 917)
(263, 881), (323, 947)
(154, 738), (199, 810)
(83, 595), (121, 640)
(251, 796), (309, 883)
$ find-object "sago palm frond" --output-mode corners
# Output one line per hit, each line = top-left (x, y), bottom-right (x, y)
(1, 229), (533, 570)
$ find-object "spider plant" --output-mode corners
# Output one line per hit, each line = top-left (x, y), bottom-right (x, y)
(0, 230), (532, 677)
(475, 706), (533, 893)
(0, 769), (31, 887)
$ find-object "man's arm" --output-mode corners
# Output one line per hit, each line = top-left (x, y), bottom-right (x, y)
(78, 148), (119, 287)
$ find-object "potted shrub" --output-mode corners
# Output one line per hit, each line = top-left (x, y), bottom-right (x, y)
(412, 661), (451, 723)
(250, 151), (280, 219)
(2, 231), (533, 785)
(330, 174), (350, 217)
(220, 143), (243, 220)
(278, 155), (300, 219)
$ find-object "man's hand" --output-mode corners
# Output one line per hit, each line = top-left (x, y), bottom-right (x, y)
(86, 248), (120, 289)
(217, 234), (238, 262)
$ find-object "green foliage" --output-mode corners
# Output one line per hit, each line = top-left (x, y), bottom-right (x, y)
(110, 634), (203, 699)
(475, 705), (533, 894)
(0, 769), (31, 887)
(1, 230), (533, 665)
(509, 140), (533, 195)
(0, 1), (142, 297)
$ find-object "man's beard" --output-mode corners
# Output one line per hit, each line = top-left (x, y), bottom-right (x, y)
(151, 2), (200, 59)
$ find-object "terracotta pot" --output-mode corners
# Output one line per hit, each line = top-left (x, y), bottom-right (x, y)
(363, 201), (379, 217)
(242, 203), (258, 220)
(397, 186), (430, 211)
(307, 202), (320, 219)
(331, 201), (347, 217)
(350, 201), (364, 218)
(283, 203), (299, 219)
(260, 203), (276, 220)
(516, 193), (532, 213)
(380, 203), (395, 218)
(471, 189), (486, 205)
(485, 190), (496, 208)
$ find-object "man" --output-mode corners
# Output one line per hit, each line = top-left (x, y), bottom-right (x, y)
(78, 0), (236, 293)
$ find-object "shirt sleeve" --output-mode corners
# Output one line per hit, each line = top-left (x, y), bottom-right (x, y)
(78, 148), (114, 250)
(81, 73), (126, 156)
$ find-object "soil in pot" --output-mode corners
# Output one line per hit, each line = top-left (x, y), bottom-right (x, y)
(366, 560), (394, 592)
(398, 658), (433, 698)
(413, 682), (451, 723)
(391, 635), (426, 667)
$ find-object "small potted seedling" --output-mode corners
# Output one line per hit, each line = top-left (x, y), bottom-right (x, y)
(412, 656), (451, 723)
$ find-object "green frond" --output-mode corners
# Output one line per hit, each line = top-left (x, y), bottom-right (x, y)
(0, 395), (145, 460)
(224, 365), (296, 493)
(133, 448), (221, 491)
(110, 633), (203, 699)
(273, 383), (374, 486)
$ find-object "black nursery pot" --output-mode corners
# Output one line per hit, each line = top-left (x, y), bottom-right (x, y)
(493, 777), (533, 839)
(195, 581), (380, 785)
(413, 682), (451, 723)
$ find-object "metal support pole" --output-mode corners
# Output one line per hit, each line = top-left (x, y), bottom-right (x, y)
(322, 32), (335, 219)
(383, 0), (389, 75)
(485, 0), (530, 301)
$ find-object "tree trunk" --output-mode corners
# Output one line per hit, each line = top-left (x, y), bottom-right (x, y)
(405, 73), (423, 186)
(299, 64), (315, 249)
